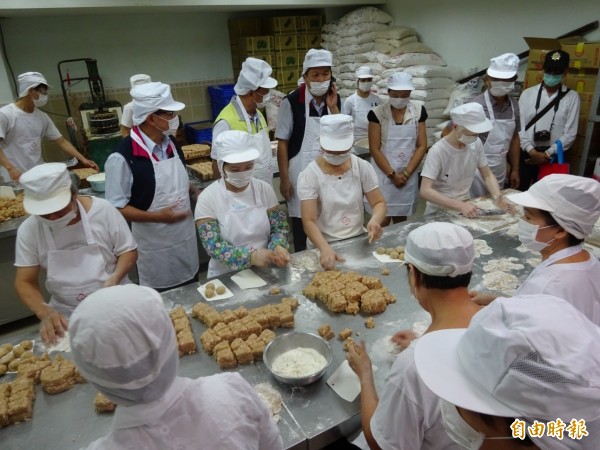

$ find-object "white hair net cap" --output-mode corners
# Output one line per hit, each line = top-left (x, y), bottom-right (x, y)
(130, 74), (151, 89)
(213, 130), (259, 176)
(487, 53), (519, 79)
(302, 49), (333, 75)
(234, 57), (277, 95)
(69, 285), (178, 406)
(18, 72), (52, 97)
(131, 82), (184, 126)
(507, 174), (600, 239)
(450, 102), (493, 134)
(404, 222), (474, 277)
(415, 295), (600, 422)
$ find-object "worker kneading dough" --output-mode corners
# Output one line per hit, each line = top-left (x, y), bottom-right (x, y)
(298, 114), (386, 270)
(14, 163), (137, 344)
(70, 285), (283, 449)
(195, 130), (290, 278)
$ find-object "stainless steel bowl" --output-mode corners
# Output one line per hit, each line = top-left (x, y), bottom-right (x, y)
(263, 332), (333, 386)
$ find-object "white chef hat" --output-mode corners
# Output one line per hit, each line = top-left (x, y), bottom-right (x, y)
(487, 53), (519, 79)
(404, 222), (474, 277)
(302, 49), (333, 75)
(355, 66), (374, 79)
(213, 130), (259, 176)
(131, 82), (184, 126)
(387, 72), (414, 91)
(130, 74), (152, 89)
(20, 163), (73, 215)
(507, 174), (600, 239)
(69, 285), (178, 406)
(320, 114), (353, 152)
(234, 57), (278, 95)
(415, 294), (600, 423)
(18, 71), (52, 98)
(451, 102), (493, 133)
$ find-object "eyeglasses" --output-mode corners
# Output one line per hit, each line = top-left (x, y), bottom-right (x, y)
(154, 110), (176, 119)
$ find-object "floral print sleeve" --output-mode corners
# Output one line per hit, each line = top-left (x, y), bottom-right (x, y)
(267, 208), (290, 251)
(197, 219), (252, 271)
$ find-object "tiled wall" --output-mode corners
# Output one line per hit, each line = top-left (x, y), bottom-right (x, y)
(41, 78), (234, 162)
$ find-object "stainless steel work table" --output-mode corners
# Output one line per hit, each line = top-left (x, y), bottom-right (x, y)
(1, 206), (548, 450)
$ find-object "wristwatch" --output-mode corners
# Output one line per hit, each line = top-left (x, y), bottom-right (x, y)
(387, 170), (395, 179)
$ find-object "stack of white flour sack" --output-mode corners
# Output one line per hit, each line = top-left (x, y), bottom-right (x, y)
(321, 6), (463, 146)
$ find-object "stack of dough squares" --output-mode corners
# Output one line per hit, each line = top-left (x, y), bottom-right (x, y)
(169, 307), (197, 356)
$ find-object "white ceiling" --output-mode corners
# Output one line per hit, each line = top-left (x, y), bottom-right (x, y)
(0, 0), (384, 16)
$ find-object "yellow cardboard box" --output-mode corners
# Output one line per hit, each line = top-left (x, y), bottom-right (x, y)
(264, 16), (298, 35)
(299, 15), (324, 33)
(228, 18), (263, 39)
(565, 69), (598, 93)
(276, 69), (302, 86)
(274, 35), (299, 52)
(524, 37), (561, 70)
(238, 36), (274, 55)
(579, 92), (596, 117)
(299, 34), (322, 50)
(274, 51), (303, 69)
(524, 69), (543, 89)
(560, 38), (600, 69)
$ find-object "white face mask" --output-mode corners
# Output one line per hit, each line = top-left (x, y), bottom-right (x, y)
(33, 94), (48, 107)
(488, 81), (514, 97)
(457, 128), (478, 145)
(224, 169), (253, 188)
(440, 400), (514, 450)
(309, 80), (330, 97)
(517, 219), (557, 252)
(358, 81), (373, 92)
(37, 207), (77, 229)
(322, 151), (351, 166)
(154, 114), (179, 136)
(255, 92), (271, 108)
(389, 97), (410, 109)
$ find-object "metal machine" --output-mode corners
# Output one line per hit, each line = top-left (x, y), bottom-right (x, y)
(58, 59), (123, 170)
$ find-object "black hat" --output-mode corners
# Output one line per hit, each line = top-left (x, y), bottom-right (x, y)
(544, 49), (570, 72)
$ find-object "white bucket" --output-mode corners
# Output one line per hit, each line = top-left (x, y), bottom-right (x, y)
(593, 158), (600, 182)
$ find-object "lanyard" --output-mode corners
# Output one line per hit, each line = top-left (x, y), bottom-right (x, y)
(533, 84), (561, 134)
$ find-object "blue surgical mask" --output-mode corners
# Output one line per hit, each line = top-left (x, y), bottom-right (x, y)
(543, 73), (563, 87)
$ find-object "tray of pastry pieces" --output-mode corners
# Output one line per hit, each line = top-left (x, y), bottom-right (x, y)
(0, 189), (26, 223)
(187, 161), (215, 182)
(181, 143), (211, 161)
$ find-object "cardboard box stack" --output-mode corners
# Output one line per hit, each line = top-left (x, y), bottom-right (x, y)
(524, 37), (600, 173)
(228, 15), (324, 93)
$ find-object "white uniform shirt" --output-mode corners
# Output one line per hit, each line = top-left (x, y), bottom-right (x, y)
(15, 197), (137, 274)
(518, 84), (580, 156)
(363, 344), (460, 450)
(421, 138), (488, 211)
(194, 178), (278, 220)
(82, 374), (283, 450)
(120, 101), (134, 128)
(342, 92), (381, 143)
(0, 103), (62, 181)
(517, 250), (600, 326)
(105, 129), (174, 208)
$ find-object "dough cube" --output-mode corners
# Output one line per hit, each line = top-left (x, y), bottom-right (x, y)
(342, 289), (362, 304)
(244, 320), (262, 336)
(200, 329), (222, 355)
(230, 338), (245, 352)
(216, 348), (237, 369)
(265, 309), (281, 328)
(270, 287), (281, 295)
(169, 306), (187, 320)
(212, 341), (230, 360)
(259, 329), (277, 345)
(232, 306), (248, 319)
(318, 324), (335, 341)
(173, 317), (188, 333)
(343, 337), (355, 352)
(328, 292), (347, 313)
(233, 343), (253, 365)
(361, 276), (383, 290)
(302, 286), (319, 300)
(360, 294), (387, 314)
(365, 317), (375, 329)
(339, 328), (353, 340)
(219, 310), (237, 324)
(191, 302), (215, 321)
(94, 392), (116, 414)
(281, 297), (299, 311)
(345, 302), (360, 315)
(252, 314), (270, 330)
(178, 331), (197, 355)
(248, 340), (265, 360)
(204, 312), (222, 328)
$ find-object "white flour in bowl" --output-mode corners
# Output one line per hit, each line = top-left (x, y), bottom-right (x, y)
(272, 348), (327, 378)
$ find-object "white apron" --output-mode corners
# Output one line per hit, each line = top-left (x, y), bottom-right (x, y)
(371, 104), (418, 216)
(307, 155), (365, 246)
(287, 89), (327, 218)
(130, 131), (199, 289)
(517, 245), (582, 294)
(351, 93), (376, 143)
(44, 201), (111, 318)
(234, 99), (274, 186)
(207, 179), (270, 278)
(470, 92), (516, 197)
